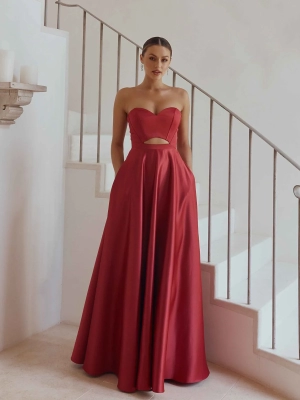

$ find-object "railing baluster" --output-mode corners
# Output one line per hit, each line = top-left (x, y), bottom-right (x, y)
(247, 129), (253, 305)
(190, 85), (195, 152)
(44, 0), (48, 26)
(57, 0), (61, 29)
(79, 10), (86, 162)
(117, 34), (121, 92)
(208, 99), (213, 262)
(298, 193), (300, 360)
(172, 72), (176, 87)
(135, 47), (139, 87)
(97, 22), (103, 163)
(227, 113), (233, 299)
(272, 150), (277, 349)
(293, 185), (300, 360)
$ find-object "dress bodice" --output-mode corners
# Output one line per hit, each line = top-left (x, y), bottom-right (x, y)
(127, 107), (181, 148)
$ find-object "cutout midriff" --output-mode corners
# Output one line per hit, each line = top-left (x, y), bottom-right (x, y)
(144, 138), (169, 144)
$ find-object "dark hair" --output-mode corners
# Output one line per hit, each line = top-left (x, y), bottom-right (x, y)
(141, 37), (172, 58)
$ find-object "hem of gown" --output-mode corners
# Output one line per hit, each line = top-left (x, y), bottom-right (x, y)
(71, 358), (210, 394)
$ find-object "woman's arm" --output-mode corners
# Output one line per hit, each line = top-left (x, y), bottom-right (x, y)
(177, 89), (193, 172)
(111, 88), (128, 175)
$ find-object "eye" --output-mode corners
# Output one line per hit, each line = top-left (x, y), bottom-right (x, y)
(149, 57), (168, 62)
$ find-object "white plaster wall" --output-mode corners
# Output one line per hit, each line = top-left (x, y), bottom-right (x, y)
(0, 0), (68, 350)
(61, 167), (109, 324)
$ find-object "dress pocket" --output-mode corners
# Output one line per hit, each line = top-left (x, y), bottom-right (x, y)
(115, 159), (127, 177)
(185, 164), (194, 175)
(178, 155), (194, 177)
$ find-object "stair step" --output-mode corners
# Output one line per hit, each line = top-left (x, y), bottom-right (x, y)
(227, 261), (298, 346)
(273, 307), (299, 354)
(201, 232), (272, 296)
(259, 307), (300, 370)
(197, 204), (235, 245)
(229, 261), (298, 309)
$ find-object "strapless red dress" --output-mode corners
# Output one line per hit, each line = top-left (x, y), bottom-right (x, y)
(70, 107), (210, 393)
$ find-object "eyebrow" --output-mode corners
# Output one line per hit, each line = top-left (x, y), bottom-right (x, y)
(148, 53), (169, 58)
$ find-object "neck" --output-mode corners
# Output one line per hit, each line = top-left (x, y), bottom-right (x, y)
(140, 74), (166, 91)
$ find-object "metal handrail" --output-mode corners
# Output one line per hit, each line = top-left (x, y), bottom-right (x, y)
(49, 0), (300, 360)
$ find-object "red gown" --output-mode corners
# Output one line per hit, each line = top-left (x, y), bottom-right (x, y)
(70, 106), (210, 393)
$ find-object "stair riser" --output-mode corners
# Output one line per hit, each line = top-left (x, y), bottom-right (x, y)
(198, 211), (235, 246)
(258, 280), (298, 347)
(270, 307), (299, 345)
(214, 239), (272, 297)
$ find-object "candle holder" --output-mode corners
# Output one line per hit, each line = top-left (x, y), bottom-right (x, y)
(0, 82), (47, 125)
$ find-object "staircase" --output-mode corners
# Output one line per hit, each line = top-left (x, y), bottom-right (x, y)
(46, 1), (300, 399)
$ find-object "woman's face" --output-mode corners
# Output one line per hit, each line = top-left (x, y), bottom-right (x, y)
(141, 45), (171, 78)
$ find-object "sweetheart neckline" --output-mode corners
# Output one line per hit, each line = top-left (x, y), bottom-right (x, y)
(127, 106), (181, 119)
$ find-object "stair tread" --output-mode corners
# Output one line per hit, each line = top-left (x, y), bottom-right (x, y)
(201, 231), (271, 265)
(260, 307), (300, 364)
(197, 203), (232, 218)
(227, 261), (298, 309)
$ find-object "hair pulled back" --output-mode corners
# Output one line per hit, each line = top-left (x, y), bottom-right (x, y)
(141, 37), (172, 58)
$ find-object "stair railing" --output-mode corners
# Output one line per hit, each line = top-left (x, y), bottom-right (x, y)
(45, 0), (300, 360)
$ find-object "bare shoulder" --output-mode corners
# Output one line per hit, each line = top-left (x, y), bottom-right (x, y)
(178, 87), (189, 103)
(115, 87), (130, 102)
(114, 87), (131, 113)
(172, 87), (189, 113)
(169, 86), (189, 111)
(116, 86), (138, 103)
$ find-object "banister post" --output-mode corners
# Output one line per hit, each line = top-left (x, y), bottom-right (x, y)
(57, 0), (61, 29)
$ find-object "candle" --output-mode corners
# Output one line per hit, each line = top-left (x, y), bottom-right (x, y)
(20, 65), (38, 85)
(0, 49), (15, 82)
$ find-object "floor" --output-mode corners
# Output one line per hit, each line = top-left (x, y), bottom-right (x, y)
(0, 323), (288, 400)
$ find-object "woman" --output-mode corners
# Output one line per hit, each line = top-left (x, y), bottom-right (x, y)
(71, 36), (210, 393)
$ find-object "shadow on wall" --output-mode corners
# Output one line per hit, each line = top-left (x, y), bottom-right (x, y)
(2, 145), (31, 349)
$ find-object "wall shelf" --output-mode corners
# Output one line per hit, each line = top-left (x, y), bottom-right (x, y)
(0, 82), (47, 125)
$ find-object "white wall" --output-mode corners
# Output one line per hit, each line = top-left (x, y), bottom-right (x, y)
(0, 0), (68, 350)
(61, 166), (109, 323)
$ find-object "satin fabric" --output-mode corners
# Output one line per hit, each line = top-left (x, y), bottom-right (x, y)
(70, 107), (210, 393)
